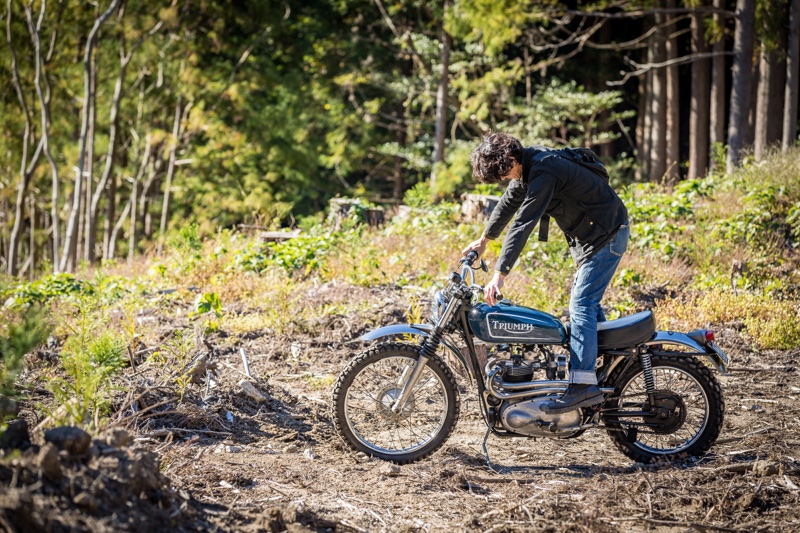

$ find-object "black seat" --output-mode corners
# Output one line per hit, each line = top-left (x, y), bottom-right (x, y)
(566, 310), (656, 349)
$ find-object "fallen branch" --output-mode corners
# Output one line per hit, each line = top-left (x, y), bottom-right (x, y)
(144, 427), (232, 437)
(715, 425), (775, 445)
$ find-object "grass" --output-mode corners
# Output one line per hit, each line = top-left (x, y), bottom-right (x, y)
(2, 148), (800, 434)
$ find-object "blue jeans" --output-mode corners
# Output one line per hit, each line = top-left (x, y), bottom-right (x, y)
(568, 223), (629, 385)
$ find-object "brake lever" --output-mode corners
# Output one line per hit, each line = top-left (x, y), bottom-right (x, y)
(479, 259), (488, 273)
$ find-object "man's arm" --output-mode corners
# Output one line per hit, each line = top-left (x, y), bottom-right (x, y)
(494, 173), (557, 275)
(482, 179), (527, 240)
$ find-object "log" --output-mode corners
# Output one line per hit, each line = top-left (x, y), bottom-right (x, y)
(461, 193), (501, 222)
(257, 230), (301, 243)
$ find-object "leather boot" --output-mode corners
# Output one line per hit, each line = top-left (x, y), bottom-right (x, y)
(540, 384), (604, 414)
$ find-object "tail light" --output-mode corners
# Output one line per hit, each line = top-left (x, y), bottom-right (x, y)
(705, 330), (715, 342)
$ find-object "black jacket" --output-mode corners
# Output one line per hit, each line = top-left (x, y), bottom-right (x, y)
(483, 146), (628, 273)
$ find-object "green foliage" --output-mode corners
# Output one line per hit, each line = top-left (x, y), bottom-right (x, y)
(191, 292), (223, 319)
(384, 203), (461, 236)
(506, 79), (635, 148)
(169, 223), (204, 254)
(0, 308), (52, 398)
(3, 273), (95, 308)
(50, 302), (127, 429)
(403, 182), (433, 208)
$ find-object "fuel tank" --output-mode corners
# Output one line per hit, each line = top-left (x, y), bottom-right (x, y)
(468, 302), (567, 344)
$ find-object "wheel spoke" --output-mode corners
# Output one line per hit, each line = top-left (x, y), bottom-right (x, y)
(341, 354), (451, 456)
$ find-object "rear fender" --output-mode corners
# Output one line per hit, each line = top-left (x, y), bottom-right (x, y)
(645, 331), (729, 375)
(358, 324), (475, 384)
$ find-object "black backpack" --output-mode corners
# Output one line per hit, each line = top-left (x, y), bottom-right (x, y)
(532, 147), (610, 242)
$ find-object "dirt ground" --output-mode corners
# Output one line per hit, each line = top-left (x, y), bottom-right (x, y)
(6, 283), (800, 532)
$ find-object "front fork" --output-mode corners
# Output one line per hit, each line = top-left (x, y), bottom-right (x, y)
(391, 295), (459, 414)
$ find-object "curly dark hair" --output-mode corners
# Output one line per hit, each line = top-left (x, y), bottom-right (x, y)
(469, 133), (523, 184)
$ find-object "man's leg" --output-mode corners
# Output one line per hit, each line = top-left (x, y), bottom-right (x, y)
(542, 224), (629, 413)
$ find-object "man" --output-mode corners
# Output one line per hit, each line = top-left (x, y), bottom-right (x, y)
(462, 132), (629, 413)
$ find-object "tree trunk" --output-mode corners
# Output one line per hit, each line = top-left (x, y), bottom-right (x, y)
(431, 38), (451, 181)
(59, 0), (121, 273)
(709, 0), (727, 169)
(23, 0), (61, 273)
(103, 173), (117, 261)
(689, 9), (711, 179)
(783, 0), (800, 150)
(649, 13), (668, 181)
(727, 0), (757, 174)
(78, 53), (98, 265)
(6, 0), (42, 277)
(665, 0), (680, 183)
(27, 193), (35, 280)
(88, 44), (127, 264)
(109, 194), (131, 260)
(636, 69), (649, 181)
(430, 12), (451, 193)
(755, 45), (773, 160)
(157, 94), (183, 255)
(128, 177), (137, 266)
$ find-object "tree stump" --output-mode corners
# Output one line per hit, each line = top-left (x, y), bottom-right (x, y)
(328, 198), (385, 230)
(461, 193), (501, 222)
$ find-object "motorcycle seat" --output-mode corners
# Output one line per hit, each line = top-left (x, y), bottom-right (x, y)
(566, 310), (657, 349)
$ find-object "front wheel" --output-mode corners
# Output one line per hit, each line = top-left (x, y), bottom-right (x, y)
(602, 354), (725, 463)
(331, 342), (460, 464)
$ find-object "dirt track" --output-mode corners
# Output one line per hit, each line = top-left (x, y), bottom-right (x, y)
(8, 284), (800, 532)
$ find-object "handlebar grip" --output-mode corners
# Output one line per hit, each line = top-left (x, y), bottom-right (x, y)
(465, 250), (479, 263)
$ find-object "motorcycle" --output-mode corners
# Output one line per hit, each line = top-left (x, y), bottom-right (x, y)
(331, 251), (728, 465)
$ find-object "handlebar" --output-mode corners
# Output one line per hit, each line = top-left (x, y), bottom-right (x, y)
(461, 250), (479, 265)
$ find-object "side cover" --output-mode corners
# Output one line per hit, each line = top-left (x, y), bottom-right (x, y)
(468, 302), (567, 344)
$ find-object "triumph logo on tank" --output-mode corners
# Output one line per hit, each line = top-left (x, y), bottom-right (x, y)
(490, 320), (535, 334)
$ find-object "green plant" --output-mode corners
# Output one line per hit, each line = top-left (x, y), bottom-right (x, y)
(403, 181), (433, 208)
(49, 302), (128, 429)
(1, 308), (51, 399)
(191, 292), (223, 319)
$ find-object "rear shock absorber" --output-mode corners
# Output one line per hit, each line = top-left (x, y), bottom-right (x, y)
(639, 348), (657, 405)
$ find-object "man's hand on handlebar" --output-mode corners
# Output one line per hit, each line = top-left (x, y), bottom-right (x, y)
(461, 236), (489, 259)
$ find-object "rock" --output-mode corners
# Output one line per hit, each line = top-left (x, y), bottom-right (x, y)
(379, 463), (401, 477)
(303, 448), (315, 460)
(73, 491), (96, 511)
(37, 443), (62, 482)
(98, 427), (131, 449)
(225, 445), (241, 453)
(0, 419), (30, 450)
(0, 395), (19, 418)
(753, 460), (780, 476)
(283, 444), (299, 454)
(238, 380), (267, 404)
(44, 426), (91, 456)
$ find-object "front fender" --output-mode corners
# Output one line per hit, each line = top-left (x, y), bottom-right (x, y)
(358, 323), (475, 384)
(359, 323), (433, 341)
(646, 331), (729, 374)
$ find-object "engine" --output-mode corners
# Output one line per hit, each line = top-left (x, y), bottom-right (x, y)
(486, 345), (584, 438)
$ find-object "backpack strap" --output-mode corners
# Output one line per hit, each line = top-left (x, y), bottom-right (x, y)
(538, 214), (549, 242)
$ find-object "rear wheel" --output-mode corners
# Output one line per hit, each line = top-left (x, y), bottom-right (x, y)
(331, 342), (460, 464)
(602, 354), (724, 463)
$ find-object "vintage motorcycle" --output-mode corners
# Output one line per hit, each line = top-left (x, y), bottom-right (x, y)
(331, 251), (728, 465)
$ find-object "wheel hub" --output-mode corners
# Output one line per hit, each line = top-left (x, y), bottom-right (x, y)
(376, 387), (415, 420)
(642, 390), (686, 434)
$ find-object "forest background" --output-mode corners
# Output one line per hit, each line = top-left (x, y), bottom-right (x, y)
(1, 3), (800, 528)
(1, 0), (799, 278)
